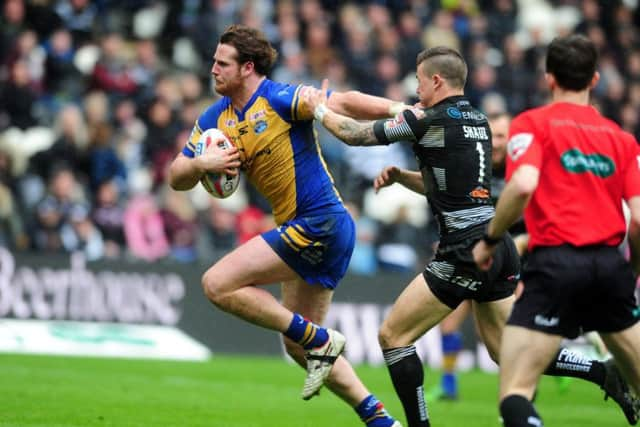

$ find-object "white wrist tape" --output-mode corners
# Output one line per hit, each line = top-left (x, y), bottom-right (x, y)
(388, 102), (409, 117)
(314, 103), (328, 122)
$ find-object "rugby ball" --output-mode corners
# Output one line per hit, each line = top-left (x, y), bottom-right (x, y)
(195, 128), (240, 198)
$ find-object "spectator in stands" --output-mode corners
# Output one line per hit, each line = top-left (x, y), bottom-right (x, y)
(43, 28), (83, 101)
(123, 193), (169, 262)
(60, 202), (104, 260)
(54, 0), (97, 46)
(29, 104), (88, 182)
(160, 188), (199, 263)
(0, 0), (27, 68)
(202, 200), (238, 255)
(87, 121), (126, 194)
(92, 179), (125, 259)
(112, 98), (147, 189)
(0, 59), (38, 130)
(31, 165), (87, 252)
(91, 32), (138, 98)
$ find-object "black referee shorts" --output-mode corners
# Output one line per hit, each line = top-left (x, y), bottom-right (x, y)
(507, 244), (639, 338)
(423, 234), (520, 309)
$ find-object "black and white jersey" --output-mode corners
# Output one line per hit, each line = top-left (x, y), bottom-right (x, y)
(373, 95), (494, 250)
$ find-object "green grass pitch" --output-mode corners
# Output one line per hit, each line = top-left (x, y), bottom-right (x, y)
(0, 353), (629, 426)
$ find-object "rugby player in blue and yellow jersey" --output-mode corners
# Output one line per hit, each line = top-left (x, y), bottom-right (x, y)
(168, 25), (404, 427)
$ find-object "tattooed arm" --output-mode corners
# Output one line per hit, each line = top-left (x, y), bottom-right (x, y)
(318, 106), (381, 146)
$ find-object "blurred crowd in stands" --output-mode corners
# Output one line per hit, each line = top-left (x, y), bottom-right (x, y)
(0, 0), (638, 274)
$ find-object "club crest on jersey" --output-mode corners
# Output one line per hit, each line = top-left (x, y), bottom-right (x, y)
(507, 133), (534, 161)
(225, 118), (236, 127)
(254, 120), (268, 134)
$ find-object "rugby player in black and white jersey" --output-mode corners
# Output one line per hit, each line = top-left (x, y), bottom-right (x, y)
(304, 46), (639, 427)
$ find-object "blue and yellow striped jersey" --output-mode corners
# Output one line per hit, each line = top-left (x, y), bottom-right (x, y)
(182, 79), (345, 225)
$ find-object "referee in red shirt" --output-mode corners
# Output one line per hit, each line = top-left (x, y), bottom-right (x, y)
(473, 34), (640, 426)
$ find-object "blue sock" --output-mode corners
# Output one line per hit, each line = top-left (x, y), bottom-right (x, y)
(283, 313), (329, 350)
(441, 372), (458, 398)
(442, 332), (462, 353)
(355, 394), (397, 427)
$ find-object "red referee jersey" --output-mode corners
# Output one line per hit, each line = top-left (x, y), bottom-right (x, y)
(506, 102), (640, 250)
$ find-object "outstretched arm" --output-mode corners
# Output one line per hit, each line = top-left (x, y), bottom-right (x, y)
(327, 89), (408, 120)
(304, 79), (383, 146)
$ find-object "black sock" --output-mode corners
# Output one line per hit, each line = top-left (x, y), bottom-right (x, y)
(383, 346), (430, 427)
(500, 394), (543, 427)
(543, 348), (605, 386)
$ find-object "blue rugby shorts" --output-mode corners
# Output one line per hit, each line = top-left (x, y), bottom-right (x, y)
(262, 212), (355, 289)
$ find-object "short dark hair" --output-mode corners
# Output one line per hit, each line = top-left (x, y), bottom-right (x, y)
(546, 34), (598, 91)
(219, 25), (278, 75)
(416, 46), (467, 89)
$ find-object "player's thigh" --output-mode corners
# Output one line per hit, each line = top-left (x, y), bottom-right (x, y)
(203, 235), (299, 293)
(600, 322), (640, 394)
(472, 295), (515, 362)
(440, 300), (471, 334)
(379, 273), (452, 348)
(499, 325), (562, 400)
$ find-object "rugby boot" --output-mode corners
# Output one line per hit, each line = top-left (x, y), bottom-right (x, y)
(302, 328), (346, 400)
(601, 358), (640, 425)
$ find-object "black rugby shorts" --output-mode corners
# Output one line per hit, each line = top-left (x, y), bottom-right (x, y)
(507, 244), (639, 338)
(423, 234), (520, 309)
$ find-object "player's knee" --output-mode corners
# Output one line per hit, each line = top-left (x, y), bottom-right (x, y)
(378, 323), (396, 349)
(201, 270), (228, 307)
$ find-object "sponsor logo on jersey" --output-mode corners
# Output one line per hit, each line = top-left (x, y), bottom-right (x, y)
(447, 107), (462, 119)
(254, 120), (268, 134)
(249, 110), (266, 121)
(469, 187), (490, 198)
(225, 118), (236, 127)
(534, 314), (559, 327)
(507, 133), (534, 161)
(560, 148), (615, 178)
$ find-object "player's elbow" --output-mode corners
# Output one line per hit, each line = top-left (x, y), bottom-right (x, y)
(510, 165), (539, 199)
(168, 175), (191, 192)
(167, 158), (197, 191)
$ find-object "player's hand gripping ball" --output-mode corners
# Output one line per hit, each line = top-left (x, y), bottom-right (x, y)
(195, 128), (240, 198)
